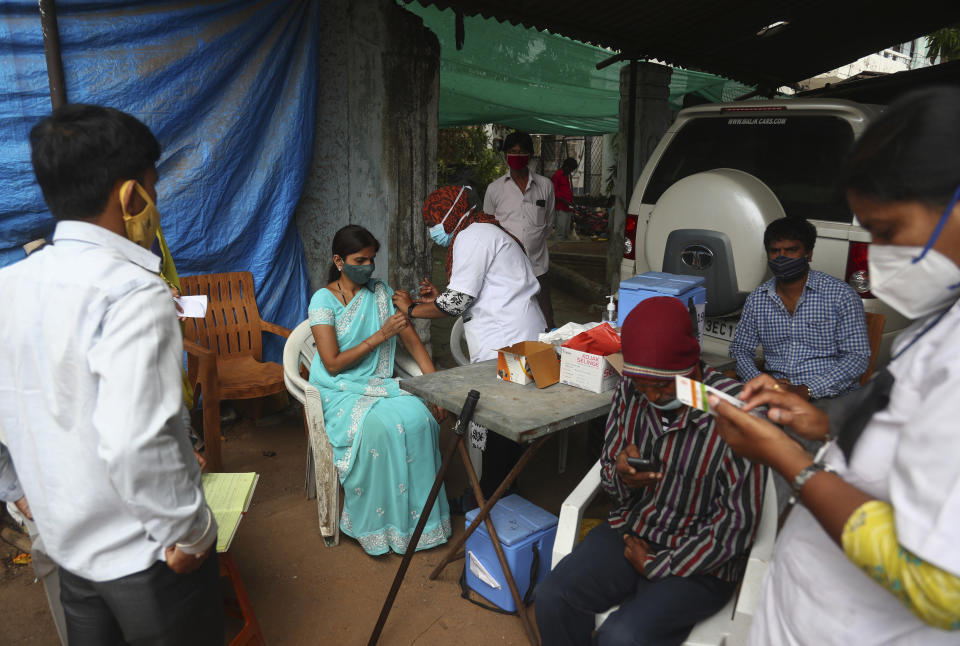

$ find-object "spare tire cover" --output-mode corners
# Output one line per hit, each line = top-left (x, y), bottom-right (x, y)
(644, 168), (785, 297)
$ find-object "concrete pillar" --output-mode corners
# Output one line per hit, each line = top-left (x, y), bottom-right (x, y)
(606, 61), (673, 292)
(294, 0), (439, 339)
(601, 133), (616, 197)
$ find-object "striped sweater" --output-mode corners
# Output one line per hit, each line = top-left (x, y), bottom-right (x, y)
(601, 365), (766, 583)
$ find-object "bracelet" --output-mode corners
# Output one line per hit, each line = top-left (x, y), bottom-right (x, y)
(407, 302), (417, 319)
(363, 339), (376, 352)
(791, 462), (836, 496)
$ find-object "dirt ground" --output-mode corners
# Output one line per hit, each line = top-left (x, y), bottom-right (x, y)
(0, 239), (613, 646)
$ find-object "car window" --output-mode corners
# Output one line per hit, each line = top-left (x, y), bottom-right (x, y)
(642, 115), (856, 223)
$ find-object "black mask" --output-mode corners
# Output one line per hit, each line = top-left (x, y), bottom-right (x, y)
(768, 255), (808, 282)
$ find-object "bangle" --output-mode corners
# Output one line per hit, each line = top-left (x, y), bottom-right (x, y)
(407, 303), (417, 319)
(363, 339), (376, 352)
(791, 462), (835, 496)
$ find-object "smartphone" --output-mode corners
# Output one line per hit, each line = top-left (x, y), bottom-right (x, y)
(626, 456), (658, 472)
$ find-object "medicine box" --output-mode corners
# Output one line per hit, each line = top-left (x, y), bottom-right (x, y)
(618, 271), (707, 341)
(464, 494), (558, 612)
(559, 347), (621, 393)
(496, 341), (560, 388)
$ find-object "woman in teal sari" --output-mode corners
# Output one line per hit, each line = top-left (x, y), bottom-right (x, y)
(308, 225), (451, 555)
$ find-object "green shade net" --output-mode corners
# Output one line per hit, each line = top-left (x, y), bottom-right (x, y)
(403, 2), (754, 135)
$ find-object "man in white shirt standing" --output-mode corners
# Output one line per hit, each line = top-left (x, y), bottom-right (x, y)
(0, 104), (222, 645)
(483, 131), (556, 329)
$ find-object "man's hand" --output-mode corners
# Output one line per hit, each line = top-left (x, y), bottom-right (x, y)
(623, 534), (650, 576)
(194, 450), (207, 472)
(744, 374), (810, 401)
(164, 544), (210, 574)
(615, 447), (663, 489)
(14, 495), (32, 520)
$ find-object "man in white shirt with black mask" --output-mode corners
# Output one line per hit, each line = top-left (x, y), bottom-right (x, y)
(0, 104), (222, 645)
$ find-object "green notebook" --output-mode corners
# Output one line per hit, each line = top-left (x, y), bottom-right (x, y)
(201, 472), (259, 553)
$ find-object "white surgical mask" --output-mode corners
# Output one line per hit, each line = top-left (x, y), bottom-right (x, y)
(428, 186), (473, 247)
(868, 186), (960, 320)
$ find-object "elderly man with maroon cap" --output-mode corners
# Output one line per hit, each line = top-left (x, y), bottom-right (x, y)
(535, 297), (767, 646)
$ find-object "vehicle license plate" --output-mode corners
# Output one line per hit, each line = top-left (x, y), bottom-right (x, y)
(703, 317), (738, 341)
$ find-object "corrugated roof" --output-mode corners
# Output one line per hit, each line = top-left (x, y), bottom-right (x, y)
(407, 0), (960, 86)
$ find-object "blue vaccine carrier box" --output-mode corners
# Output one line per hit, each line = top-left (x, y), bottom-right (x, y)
(464, 494), (558, 612)
(618, 271), (707, 340)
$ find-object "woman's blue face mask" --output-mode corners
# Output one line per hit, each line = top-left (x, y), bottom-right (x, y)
(429, 186), (473, 247)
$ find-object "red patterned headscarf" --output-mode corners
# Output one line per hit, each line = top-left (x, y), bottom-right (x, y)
(422, 185), (524, 280)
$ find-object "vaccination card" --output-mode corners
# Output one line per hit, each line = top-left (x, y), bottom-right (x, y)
(675, 375), (746, 416)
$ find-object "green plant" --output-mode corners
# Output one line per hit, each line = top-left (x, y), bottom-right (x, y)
(926, 26), (960, 63)
(437, 126), (506, 202)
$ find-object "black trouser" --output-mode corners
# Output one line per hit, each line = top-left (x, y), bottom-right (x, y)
(478, 431), (524, 500)
(59, 553), (223, 646)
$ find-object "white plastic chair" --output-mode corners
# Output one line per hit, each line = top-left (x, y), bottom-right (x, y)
(551, 460), (778, 646)
(282, 319), (423, 546)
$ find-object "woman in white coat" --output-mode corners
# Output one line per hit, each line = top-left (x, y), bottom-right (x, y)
(710, 87), (960, 644)
(393, 184), (546, 498)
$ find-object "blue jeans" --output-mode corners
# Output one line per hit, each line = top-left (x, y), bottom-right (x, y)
(535, 522), (735, 646)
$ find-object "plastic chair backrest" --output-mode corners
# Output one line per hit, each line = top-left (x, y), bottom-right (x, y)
(283, 319), (315, 405)
(181, 271), (264, 361)
(450, 316), (469, 366)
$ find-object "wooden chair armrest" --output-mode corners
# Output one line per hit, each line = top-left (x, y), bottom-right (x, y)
(261, 320), (292, 339)
(183, 339), (219, 393)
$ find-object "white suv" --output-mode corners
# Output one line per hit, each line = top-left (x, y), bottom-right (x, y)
(620, 99), (907, 367)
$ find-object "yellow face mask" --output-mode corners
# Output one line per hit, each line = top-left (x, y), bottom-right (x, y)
(120, 180), (161, 249)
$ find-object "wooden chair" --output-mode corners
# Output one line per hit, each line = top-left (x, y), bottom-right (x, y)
(180, 271), (291, 472)
(859, 312), (886, 386)
(220, 552), (266, 645)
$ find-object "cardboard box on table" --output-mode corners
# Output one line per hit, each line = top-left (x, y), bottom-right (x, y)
(496, 341), (560, 388)
(618, 271), (707, 341)
(559, 348), (623, 393)
(465, 494), (558, 612)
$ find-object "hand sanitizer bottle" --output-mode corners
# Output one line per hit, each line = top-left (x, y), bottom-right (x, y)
(602, 295), (617, 324)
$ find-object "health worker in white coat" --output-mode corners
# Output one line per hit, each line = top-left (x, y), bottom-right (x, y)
(709, 86), (960, 644)
(393, 184), (546, 498)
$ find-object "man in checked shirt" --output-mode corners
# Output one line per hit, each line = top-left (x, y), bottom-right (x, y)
(536, 297), (766, 646)
(729, 217), (870, 401)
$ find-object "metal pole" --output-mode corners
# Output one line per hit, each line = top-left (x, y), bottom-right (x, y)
(368, 390), (481, 646)
(625, 60), (637, 194)
(39, 0), (67, 109)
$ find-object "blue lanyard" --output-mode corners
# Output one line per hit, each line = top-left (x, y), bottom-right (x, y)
(890, 307), (951, 363)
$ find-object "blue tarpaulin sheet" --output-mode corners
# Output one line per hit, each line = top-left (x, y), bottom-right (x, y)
(0, 0), (317, 360)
